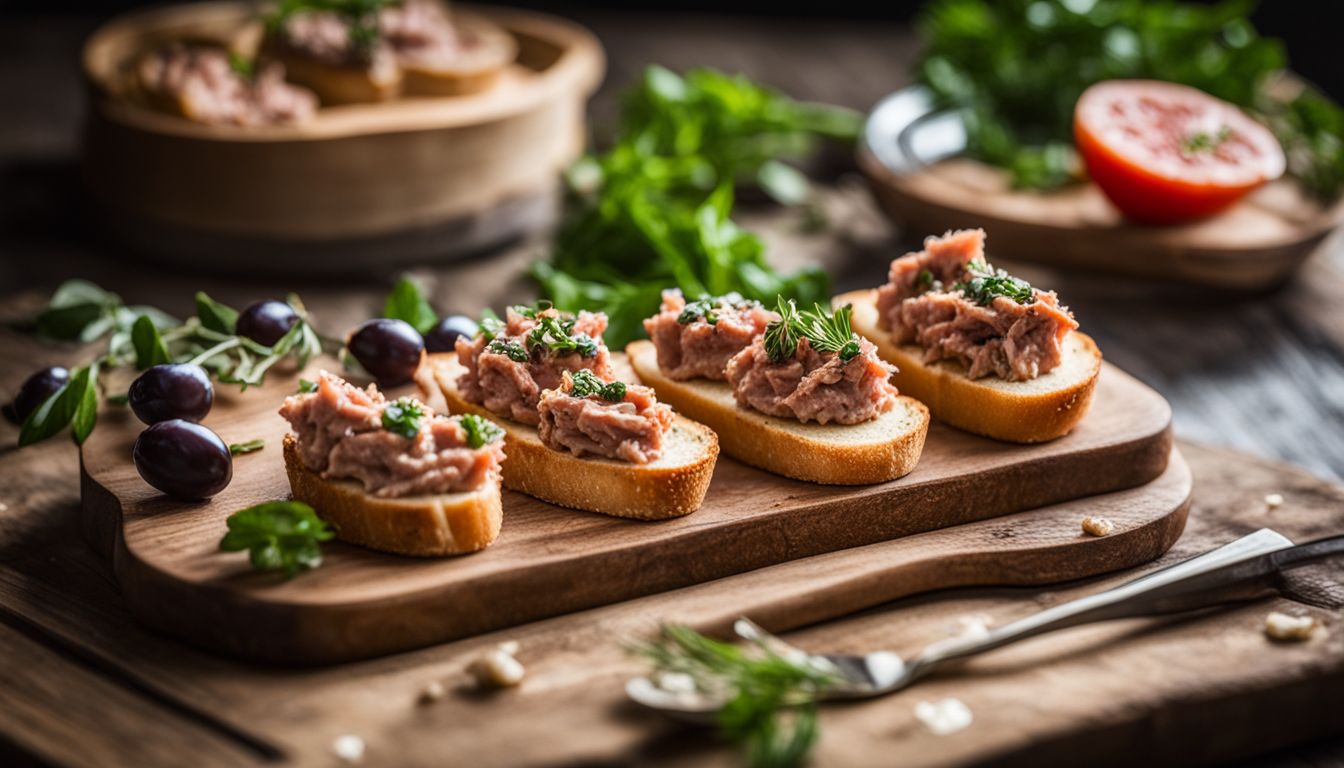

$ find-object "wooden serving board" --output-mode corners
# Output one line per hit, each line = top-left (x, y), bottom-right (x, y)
(79, 355), (1174, 664)
(859, 88), (1344, 291)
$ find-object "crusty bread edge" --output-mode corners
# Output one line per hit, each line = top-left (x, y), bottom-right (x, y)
(260, 42), (401, 105)
(282, 434), (502, 556)
(837, 289), (1102, 444)
(417, 355), (719, 521)
(626, 341), (929, 486)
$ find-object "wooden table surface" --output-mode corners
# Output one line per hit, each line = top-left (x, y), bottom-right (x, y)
(1, 9), (1342, 767)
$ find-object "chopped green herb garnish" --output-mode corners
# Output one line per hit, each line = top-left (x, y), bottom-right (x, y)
(764, 298), (862, 363)
(917, 269), (935, 290)
(459, 413), (504, 449)
(229, 439), (265, 455)
(677, 292), (754, 326)
(228, 52), (254, 79)
(478, 308), (504, 341)
(486, 338), (529, 363)
(381, 397), (424, 439)
(568, 370), (627, 402)
(526, 314), (599, 358)
(218, 501), (333, 577)
(952, 262), (1036, 306)
(297, 378), (318, 394)
(267, 0), (398, 58)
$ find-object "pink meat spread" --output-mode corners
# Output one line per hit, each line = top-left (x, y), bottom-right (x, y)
(537, 374), (674, 464)
(726, 336), (898, 425)
(643, 290), (777, 381)
(279, 372), (503, 498)
(454, 307), (615, 426)
(875, 229), (1078, 381)
(137, 43), (317, 126)
(275, 0), (461, 69)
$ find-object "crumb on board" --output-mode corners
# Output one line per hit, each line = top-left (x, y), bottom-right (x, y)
(1264, 493), (1284, 510)
(417, 680), (446, 705)
(1264, 612), (1318, 642)
(950, 614), (992, 642)
(915, 697), (973, 735)
(1081, 516), (1115, 537)
(467, 641), (525, 688)
(332, 734), (365, 764)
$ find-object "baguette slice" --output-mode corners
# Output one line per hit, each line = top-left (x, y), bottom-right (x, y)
(282, 434), (502, 556)
(626, 340), (929, 485)
(259, 40), (401, 105)
(397, 14), (517, 97)
(416, 354), (719, 521)
(839, 289), (1101, 444)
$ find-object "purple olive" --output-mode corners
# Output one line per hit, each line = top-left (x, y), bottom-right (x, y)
(129, 364), (213, 425)
(236, 300), (298, 346)
(424, 315), (478, 353)
(133, 420), (233, 499)
(346, 318), (424, 387)
(12, 366), (70, 423)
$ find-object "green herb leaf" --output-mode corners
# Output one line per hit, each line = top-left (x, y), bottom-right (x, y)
(297, 378), (318, 394)
(526, 314), (600, 358)
(383, 276), (439, 334)
(228, 51), (254, 79)
(486, 338), (529, 363)
(381, 397), (424, 439)
(229, 439), (266, 455)
(35, 280), (121, 341)
(19, 363), (97, 446)
(195, 291), (239, 335)
(458, 413), (504, 449)
(764, 299), (861, 363)
(478, 308), (504, 341)
(218, 501), (334, 577)
(568, 369), (627, 402)
(677, 292), (755, 325)
(952, 262), (1035, 305)
(131, 314), (171, 370)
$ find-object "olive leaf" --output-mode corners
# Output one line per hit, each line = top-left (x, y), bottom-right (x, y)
(131, 314), (171, 369)
(195, 291), (238, 335)
(19, 363), (98, 446)
(383, 276), (438, 334)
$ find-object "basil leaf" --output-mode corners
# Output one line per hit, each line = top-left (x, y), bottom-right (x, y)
(383, 276), (438, 334)
(756, 160), (810, 206)
(219, 500), (333, 577)
(195, 291), (238, 335)
(131, 315), (171, 369)
(19, 364), (94, 446)
(229, 439), (265, 455)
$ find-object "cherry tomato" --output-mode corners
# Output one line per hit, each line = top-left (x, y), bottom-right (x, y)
(1074, 80), (1285, 224)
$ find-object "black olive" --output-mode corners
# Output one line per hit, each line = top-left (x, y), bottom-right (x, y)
(133, 420), (233, 499)
(128, 364), (213, 425)
(346, 319), (425, 388)
(11, 366), (70, 423)
(235, 300), (298, 346)
(424, 315), (479, 353)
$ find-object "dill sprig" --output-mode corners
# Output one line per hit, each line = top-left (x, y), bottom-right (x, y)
(951, 262), (1035, 306)
(763, 298), (862, 363)
(568, 370), (626, 402)
(632, 624), (838, 768)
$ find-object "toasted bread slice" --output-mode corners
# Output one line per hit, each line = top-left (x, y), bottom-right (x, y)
(417, 354), (719, 520)
(282, 434), (501, 556)
(839, 289), (1102, 444)
(626, 340), (929, 485)
(260, 40), (401, 105)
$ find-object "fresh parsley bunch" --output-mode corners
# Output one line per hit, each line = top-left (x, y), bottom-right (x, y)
(916, 0), (1344, 199)
(534, 66), (863, 348)
(18, 280), (326, 447)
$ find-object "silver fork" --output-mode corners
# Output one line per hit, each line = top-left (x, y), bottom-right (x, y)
(628, 528), (1344, 722)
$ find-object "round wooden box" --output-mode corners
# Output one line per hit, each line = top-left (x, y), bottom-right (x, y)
(81, 2), (605, 272)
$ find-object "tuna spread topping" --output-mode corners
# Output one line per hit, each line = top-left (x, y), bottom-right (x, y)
(272, 0), (469, 71)
(455, 304), (615, 426)
(135, 43), (317, 126)
(537, 370), (674, 464)
(279, 371), (503, 498)
(643, 290), (778, 381)
(726, 300), (898, 425)
(875, 229), (1078, 381)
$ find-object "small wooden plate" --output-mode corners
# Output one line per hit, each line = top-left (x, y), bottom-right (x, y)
(860, 86), (1344, 290)
(80, 2), (605, 272)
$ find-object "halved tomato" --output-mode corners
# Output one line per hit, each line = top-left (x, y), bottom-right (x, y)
(1074, 80), (1285, 225)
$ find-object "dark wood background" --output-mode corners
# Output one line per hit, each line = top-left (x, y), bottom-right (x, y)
(0, 8), (1342, 766)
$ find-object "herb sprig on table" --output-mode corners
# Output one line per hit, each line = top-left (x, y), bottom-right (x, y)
(915, 0), (1344, 199)
(533, 66), (863, 347)
(17, 280), (327, 447)
(633, 625), (838, 768)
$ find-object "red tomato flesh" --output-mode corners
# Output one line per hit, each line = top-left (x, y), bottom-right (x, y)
(1074, 80), (1285, 225)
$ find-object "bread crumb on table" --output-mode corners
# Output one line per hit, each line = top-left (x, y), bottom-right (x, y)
(332, 734), (365, 764)
(915, 697), (974, 735)
(1081, 516), (1115, 537)
(1264, 493), (1284, 510)
(1264, 612), (1318, 642)
(467, 641), (526, 688)
(417, 680), (446, 705)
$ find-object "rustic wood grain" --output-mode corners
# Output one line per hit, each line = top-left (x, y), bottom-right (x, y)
(78, 351), (1171, 663)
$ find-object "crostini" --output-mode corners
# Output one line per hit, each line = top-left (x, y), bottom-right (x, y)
(130, 41), (318, 126)
(278, 371), (505, 556)
(841, 228), (1101, 443)
(417, 304), (718, 520)
(629, 292), (930, 485)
